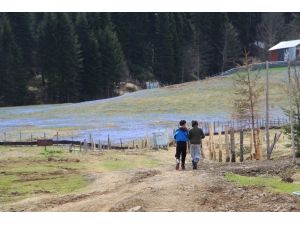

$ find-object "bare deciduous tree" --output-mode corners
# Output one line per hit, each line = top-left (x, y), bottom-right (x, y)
(256, 12), (286, 61)
(217, 22), (241, 73)
(231, 48), (265, 155)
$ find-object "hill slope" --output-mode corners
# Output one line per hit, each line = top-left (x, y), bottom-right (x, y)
(0, 67), (291, 142)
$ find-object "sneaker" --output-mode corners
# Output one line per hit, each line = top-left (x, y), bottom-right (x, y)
(176, 158), (180, 170)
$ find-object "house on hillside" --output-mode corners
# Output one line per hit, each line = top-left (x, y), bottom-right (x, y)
(269, 39), (300, 61)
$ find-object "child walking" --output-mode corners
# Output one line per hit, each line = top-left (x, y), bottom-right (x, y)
(188, 120), (205, 169)
(174, 120), (188, 170)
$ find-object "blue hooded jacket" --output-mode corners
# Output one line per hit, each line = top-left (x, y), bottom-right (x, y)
(174, 127), (188, 142)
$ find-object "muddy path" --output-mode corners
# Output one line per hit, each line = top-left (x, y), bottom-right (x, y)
(4, 156), (300, 212)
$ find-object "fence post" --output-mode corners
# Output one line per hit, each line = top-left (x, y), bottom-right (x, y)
(57, 132), (58, 146)
(120, 138), (122, 148)
(250, 128), (253, 160)
(4, 132), (6, 146)
(256, 129), (262, 160)
(218, 126), (222, 162)
(84, 139), (87, 152)
(31, 133), (32, 146)
(240, 130), (244, 162)
(20, 131), (21, 142)
(166, 128), (169, 146)
(209, 124), (213, 160)
(146, 131), (148, 148)
(230, 127), (236, 162)
(99, 140), (101, 151)
(89, 134), (92, 150)
(225, 125), (230, 162)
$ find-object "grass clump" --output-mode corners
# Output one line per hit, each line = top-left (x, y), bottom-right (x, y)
(225, 172), (300, 194)
(39, 150), (63, 155)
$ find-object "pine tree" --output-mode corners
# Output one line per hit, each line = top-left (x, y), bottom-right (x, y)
(0, 17), (29, 106)
(38, 12), (60, 102)
(155, 13), (174, 84)
(76, 13), (102, 101)
(55, 12), (83, 103)
(98, 25), (125, 98)
(5, 12), (35, 77)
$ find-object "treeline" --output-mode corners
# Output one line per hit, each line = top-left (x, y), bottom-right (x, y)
(0, 12), (300, 106)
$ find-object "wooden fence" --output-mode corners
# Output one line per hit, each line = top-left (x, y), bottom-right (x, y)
(0, 117), (288, 161)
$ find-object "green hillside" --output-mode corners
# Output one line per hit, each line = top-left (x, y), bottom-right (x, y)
(0, 67), (291, 142)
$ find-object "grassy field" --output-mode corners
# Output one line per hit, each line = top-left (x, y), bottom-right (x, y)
(0, 66), (293, 143)
(0, 145), (160, 206)
(226, 172), (300, 194)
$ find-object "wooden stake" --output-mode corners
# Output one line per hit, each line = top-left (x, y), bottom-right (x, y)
(250, 128), (253, 160)
(166, 127), (169, 146)
(90, 134), (92, 147)
(218, 126), (222, 162)
(209, 124), (213, 160)
(84, 139), (87, 152)
(225, 125), (230, 162)
(240, 130), (244, 162)
(230, 127), (236, 162)
(256, 129), (262, 160)
(146, 130), (149, 148)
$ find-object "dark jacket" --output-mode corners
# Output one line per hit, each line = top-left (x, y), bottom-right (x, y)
(188, 126), (205, 144)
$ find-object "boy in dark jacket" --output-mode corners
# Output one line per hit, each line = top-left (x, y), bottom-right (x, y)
(188, 120), (205, 169)
(174, 120), (188, 170)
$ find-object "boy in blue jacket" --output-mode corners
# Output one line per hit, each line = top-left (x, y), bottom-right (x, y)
(174, 120), (188, 170)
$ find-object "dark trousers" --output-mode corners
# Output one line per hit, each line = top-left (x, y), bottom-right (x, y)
(175, 141), (187, 165)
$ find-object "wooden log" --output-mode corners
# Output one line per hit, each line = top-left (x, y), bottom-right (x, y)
(230, 127), (236, 162)
(250, 128), (253, 160)
(225, 125), (230, 162)
(218, 126), (222, 162)
(240, 130), (244, 162)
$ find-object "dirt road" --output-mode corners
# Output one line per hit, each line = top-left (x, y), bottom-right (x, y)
(4, 149), (300, 212)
